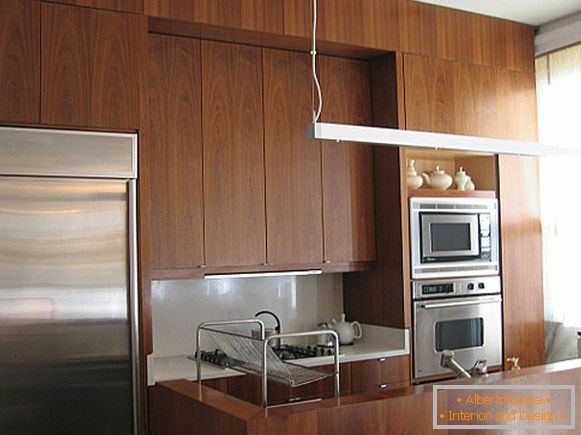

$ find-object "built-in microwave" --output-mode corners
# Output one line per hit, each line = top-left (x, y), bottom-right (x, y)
(410, 197), (499, 279)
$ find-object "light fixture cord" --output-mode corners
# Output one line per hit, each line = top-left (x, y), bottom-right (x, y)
(311, 0), (323, 123)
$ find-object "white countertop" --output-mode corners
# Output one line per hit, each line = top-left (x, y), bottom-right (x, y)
(148, 324), (410, 386)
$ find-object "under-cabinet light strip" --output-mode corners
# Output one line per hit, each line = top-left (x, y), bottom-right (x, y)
(204, 270), (323, 280)
(308, 122), (581, 157)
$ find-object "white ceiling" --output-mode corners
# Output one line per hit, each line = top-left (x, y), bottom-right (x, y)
(415, 0), (581, 26)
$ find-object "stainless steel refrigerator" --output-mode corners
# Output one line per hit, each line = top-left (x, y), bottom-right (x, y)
(0, 127), (139, 434)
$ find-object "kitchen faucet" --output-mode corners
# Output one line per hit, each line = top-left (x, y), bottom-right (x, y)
(440, 350), (489, 379)
(255, 310), (281, 349)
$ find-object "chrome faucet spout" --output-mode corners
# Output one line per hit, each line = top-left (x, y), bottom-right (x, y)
(440, 350), (472, 379)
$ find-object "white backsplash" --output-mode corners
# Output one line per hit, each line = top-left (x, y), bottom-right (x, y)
(151, 274), (344, 358)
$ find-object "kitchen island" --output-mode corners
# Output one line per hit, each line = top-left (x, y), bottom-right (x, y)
(149, 359), (581, 434)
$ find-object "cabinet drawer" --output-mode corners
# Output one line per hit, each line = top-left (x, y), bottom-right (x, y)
(352, 380), (409, 395)
(351, 356), (410, 393)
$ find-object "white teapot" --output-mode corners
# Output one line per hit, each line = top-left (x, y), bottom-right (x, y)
(422, 166), (453, 191)
(332, 313), (362, 345)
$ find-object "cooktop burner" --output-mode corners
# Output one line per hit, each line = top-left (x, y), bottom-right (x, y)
(196, 345), (336, 368)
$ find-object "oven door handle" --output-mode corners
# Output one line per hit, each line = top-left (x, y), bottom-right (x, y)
(419, 296), (501, 309)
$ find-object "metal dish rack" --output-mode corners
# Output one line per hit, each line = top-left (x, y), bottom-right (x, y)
(195, 319), (340, 407)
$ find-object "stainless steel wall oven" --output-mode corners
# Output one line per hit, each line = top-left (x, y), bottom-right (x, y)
(412, 276), (503, 378)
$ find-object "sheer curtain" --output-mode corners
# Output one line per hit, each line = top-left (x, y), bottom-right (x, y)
(535, 44), (581, 362)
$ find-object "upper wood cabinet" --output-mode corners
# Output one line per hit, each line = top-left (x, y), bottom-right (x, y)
(399, 0), (534, 72)
(498, 155), (545, 369)
(202, 41), (266, 268)
(41, 3), (143, 130)
(145, 0), (283, 33)
(263, 49), (323, 266)
(403, 55), (455, 135)
(0, 0), (40, 124)
(319, 55), (375, 264)
(144, 34), (204, 273)
(42, 0), (143, 14)
(284, 0), (398, 51)
(403, 54), (537, 141)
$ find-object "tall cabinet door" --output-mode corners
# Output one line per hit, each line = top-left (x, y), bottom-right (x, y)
(41, 3), (143, 130)
(202, 41), (266, 267)
(0, 0), (40, 124)
(499, 155), (545, 368)
(319, 55), (375, 264)
(144, 35), (205, 272)
(263, 49), (323, 266)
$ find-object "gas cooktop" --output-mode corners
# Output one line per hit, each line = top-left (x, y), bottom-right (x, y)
(196, 345), (337, 368)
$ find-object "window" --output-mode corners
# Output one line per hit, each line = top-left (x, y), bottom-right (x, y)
(536, 44), (581, 362)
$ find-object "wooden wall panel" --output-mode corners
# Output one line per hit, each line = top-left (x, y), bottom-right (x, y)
(452, 62), (497, 138)
(343, 147), (410, 329)
(41, 3), (143, 130)
(144, 35), (204, 271)
(505, 21), (535, 73)
(42, 0), (143, 14)
(319, 55), (375, 263)
(0, 0), (40, 124)
(498, 155), (545, 368)
(496, 69), (538, 142)
(318, 0), (399, 51)
(263, 48), (323, 265)
(403, 54), (538, 141)
(202, 41), (266, 267)
(399, 0), (534, 73)
(398, 0), (437, 57)
(402, 54), (455, 133)
(284, 0), (398, 51)
(146, 0), (283, 33)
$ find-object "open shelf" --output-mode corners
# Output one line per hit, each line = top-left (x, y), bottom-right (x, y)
(408, 189), (496, 198)
(403, 147), (498, 194)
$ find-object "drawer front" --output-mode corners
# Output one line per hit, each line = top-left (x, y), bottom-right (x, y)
(351, 356), (410, 393)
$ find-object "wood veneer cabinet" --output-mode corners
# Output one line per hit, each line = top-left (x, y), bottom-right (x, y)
(42, 0), (142, 14)
(145, 0), (283, 33)
(0, 0), (40, 124)
(283, 0), (398, 51)
(399, 0), (534, 72)
(350, 355), (410, 394)
(263, 48), (323, 266)
(41, 3), (143, 130)
(319, 55), (375, 264)
(403, 53), (538, 141)
(498, 155), (545, 369)
(203, 41), (266, 268)
(144, 35), (204, 272)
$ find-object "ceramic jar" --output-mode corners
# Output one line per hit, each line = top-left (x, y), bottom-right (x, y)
(455, 167), (469, 190)
(406, 159), (423, 190)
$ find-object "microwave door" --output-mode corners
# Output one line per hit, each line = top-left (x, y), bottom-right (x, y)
(420, 214), (480, 259)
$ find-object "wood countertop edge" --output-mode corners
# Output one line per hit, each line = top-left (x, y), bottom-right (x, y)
(156, 359), (581, 422)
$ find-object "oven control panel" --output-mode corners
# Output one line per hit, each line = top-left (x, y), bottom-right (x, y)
(412, 276), (501, 300)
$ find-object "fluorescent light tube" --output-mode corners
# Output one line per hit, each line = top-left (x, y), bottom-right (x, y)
(204, 270), (323, 280)
(308, 122), (581, 157)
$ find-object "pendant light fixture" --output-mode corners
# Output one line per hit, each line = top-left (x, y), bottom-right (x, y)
(306, 0), (581, 157)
